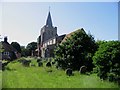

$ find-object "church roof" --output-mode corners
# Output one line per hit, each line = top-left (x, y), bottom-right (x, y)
(46, 11), (53, 27)
(61, 28), (85, 43)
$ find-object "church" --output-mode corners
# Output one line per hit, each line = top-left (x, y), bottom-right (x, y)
(37, 11), (66, 58)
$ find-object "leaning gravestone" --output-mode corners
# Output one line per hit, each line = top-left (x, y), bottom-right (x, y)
(52, 61), (55, 65)
(66, 68), (72, 76)
(37, 58), (41, 63)
(22, 60), (31, 67)
(46, 62), (51, 67)
(31, 64), (36, 67)
(79, 66), (87, 74)
(38, 61), (43, 67)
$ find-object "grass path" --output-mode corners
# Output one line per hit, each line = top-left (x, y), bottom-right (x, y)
(2, 58), (120, 88)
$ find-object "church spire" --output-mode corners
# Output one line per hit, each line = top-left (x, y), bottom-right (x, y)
(46, 8), (53, 27)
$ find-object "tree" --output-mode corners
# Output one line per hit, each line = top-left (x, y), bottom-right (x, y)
(11, 42), (21, 53)
(54, 28), (97, 71)
(21, 46), (29, 57)
(93, 41), (120, 84)
(26, 42), (37, 56)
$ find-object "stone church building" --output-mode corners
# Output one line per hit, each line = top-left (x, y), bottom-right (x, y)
(37, 11), (66, 58)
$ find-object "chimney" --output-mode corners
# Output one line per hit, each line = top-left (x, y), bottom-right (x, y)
(4, 36), (8, 43)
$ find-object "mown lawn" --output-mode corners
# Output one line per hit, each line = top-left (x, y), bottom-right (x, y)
(2, 58), (120, 88)
(0, 70), (2, 89)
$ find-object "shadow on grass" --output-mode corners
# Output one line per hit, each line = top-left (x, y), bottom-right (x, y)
(5, 67), (16, 71)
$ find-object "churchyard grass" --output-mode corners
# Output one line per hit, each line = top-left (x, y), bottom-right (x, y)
(2, 57), (120, 88)
(0, 70), (2, 89)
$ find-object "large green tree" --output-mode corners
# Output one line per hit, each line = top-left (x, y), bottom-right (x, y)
(93, 41), (120, 84)
(26, 42), (37, 56)
(54, 28), (97, 71)
(11, 42), (21, 53)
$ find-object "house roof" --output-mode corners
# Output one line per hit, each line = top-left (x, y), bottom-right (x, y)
(1, 41), (17, 52)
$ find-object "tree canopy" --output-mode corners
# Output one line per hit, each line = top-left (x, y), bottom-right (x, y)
(93, 41), (120, 84)
(11, 42), (21, 53)
(20, 46), (29, 57)
(54, 28), (97, 71)
(26, 42), (37, 56)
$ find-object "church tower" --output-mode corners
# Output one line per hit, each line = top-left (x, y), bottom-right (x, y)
(40, 11), (58, 45)
(37, 9), (66, 58)
(37, 10), (58, 57)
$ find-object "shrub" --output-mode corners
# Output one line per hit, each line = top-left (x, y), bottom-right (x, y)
(93, 41), (120, 84)
(2, 61), (10, 71)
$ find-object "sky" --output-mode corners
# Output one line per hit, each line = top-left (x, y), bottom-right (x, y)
(1, 2), (118, 46)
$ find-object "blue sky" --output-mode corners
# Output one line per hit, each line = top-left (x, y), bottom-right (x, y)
(1, 2), (118, 46)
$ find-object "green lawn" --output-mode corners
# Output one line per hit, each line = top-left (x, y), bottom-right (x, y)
(0, 70), (2, 89)
(2, 58), (120, 88)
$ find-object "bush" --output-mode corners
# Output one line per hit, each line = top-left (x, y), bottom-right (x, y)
(17, 57), (26, 63)
(2, 61), (10, 71)
(108, 73), (116, 82)
(93, 41), (120, 84)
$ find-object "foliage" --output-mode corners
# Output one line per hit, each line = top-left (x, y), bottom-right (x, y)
(93, 41), (120, 84)
(26, 42), (37, 56)
(11, 42), (21, 53)
(0, 42), (4, 53)
(54, 28), (97, 71)
(21, 46), (29, 57)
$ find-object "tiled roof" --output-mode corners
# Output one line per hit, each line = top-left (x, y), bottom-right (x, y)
(61, 28), (85, 43)
(2, 41), (17, 52)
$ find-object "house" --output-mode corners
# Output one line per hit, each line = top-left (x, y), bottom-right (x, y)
(1, 37), (21, 60)
(37, 11), (66, 58)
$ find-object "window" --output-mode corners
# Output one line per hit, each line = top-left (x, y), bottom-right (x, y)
(45, 43), (47, 47)
(53, 39), (56, 44)
(4, 52), (9, 55)
(48, 42), (49, 45)
(50, 40), (52, 45)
